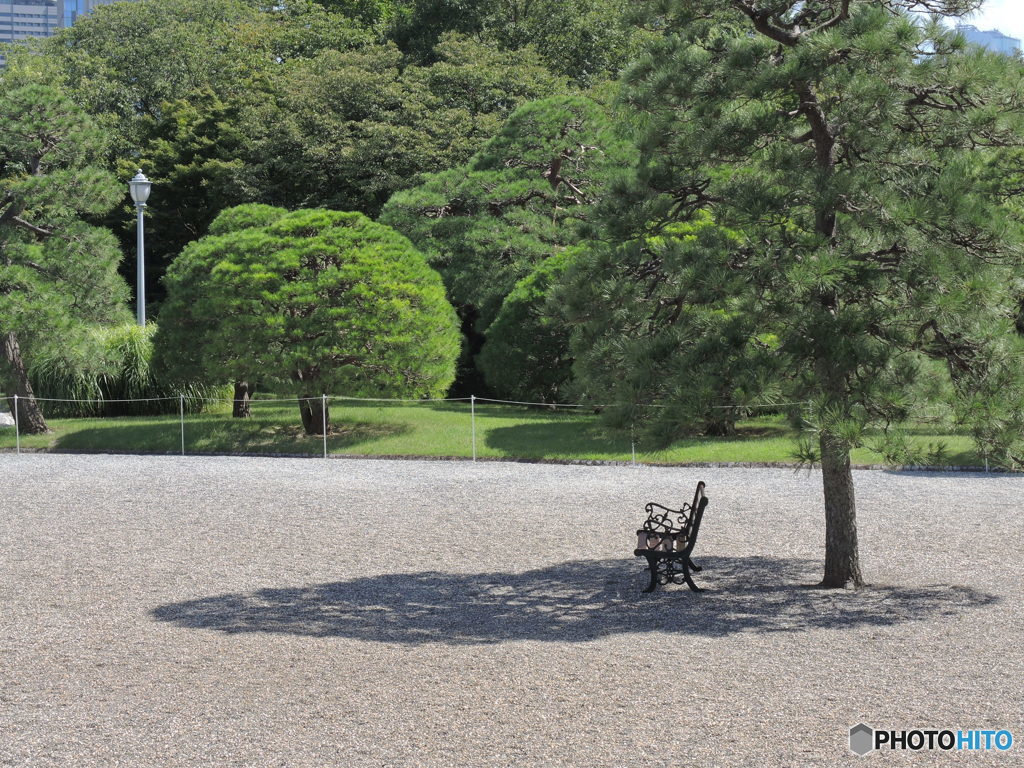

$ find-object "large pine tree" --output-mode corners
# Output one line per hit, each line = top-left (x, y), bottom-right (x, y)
(564, 1), (1024, 586)
(0, 82), (128, 434)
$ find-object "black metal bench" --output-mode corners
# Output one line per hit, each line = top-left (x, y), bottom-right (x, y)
(633, 481), (708, 593)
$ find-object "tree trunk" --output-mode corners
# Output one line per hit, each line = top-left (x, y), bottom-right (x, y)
(703, 417), (736, 437)
(298, 394), (328, 436)
(799, 73), (859, 584)
(818, 430), (863, 587)
(232, 381), (254, 418)
(2, 330), (49, 434)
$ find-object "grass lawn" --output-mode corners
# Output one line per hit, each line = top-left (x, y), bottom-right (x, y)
(0, 398), (985, 467)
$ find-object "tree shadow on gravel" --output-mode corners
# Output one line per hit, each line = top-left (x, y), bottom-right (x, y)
(52, 418), (408, 455)
(151, 557), (998, 646)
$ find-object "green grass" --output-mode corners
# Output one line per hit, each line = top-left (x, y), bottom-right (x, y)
(0, 398), (987, 467)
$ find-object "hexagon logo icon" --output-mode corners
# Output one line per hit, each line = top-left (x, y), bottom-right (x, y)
(850, 723), (875, 756)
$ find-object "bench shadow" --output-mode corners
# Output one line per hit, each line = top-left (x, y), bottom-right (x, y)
(150, 557), (998, 646)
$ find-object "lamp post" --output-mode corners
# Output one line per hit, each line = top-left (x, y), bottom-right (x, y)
(128, 170), (152, 327)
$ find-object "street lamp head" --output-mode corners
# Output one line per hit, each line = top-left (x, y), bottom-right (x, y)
(129, 169), (151, 205)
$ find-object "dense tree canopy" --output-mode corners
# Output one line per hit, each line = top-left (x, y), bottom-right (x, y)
(561, 217), (771, 437)
(476, 249), (578, 401)
(563, 0), (1024, 586)
(12, 0), (378, 306)
(387, 0), (656, 85)
(381, 94), (635, 394)
(36, 0), (370, 156)
(155, 206), (460, 433)
(122, 90), (248, 303)
(240, 36), (566, 216)
(19, 0), (578, 302)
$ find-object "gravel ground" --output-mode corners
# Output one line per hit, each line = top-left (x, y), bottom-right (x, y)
(0, 454), (1021, 767)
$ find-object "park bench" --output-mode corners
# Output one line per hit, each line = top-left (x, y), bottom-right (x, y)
(633, 481), (708, 593)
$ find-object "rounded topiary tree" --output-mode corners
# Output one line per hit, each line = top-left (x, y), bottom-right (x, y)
(153, 204), (290, 416)
(156, 206), (460, 434)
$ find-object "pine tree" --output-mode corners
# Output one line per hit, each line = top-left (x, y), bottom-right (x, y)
(565, 1), (1024, 586)
(155, 207), (460, 434)
(0, 82), (128, 434)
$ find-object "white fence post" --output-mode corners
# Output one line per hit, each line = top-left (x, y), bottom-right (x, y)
(322, 394), (328, 459)
(471, 394), (477, 462)
(13, 393), (19, 456)
(179, 394), (185, 456)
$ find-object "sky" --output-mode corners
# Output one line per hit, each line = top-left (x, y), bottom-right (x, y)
(953, 0), (1024, 42)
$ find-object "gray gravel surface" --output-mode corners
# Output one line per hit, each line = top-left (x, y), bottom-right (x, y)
(1, 454), (1021, 767)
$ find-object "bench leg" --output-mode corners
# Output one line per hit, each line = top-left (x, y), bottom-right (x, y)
(688, 558), (702, 573)
(641, 554), (659, 593)
(638, 555), (702, 593)
(683, 562), (703, 593)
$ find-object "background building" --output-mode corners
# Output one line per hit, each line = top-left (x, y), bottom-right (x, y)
(63, 0), (121, 27)
(956, 24), (1021, 56)
(0, 0), (122, 45)
(0, 1), (61, 44)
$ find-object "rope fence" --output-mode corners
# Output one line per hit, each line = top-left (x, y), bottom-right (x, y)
(2, 392), (810, 463)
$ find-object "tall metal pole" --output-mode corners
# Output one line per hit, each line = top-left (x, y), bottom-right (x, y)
(136, 202), (146, 327)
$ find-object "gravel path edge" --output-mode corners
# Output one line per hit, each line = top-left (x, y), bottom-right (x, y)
(0, 445), (1016, 473)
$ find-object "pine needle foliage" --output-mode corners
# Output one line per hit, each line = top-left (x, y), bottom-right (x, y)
(0, 75), (129, 434)
(381, 95), (636, 396)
